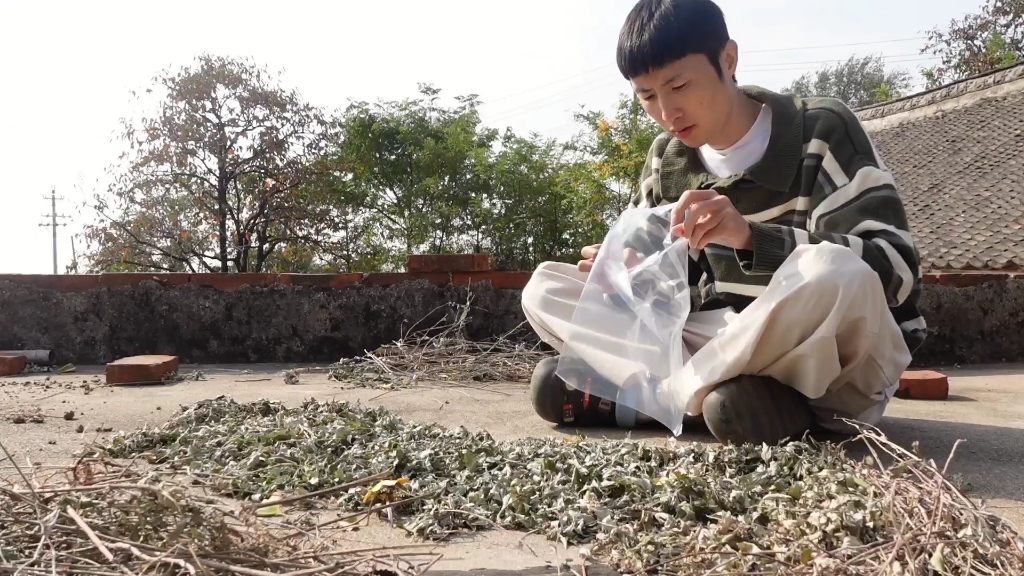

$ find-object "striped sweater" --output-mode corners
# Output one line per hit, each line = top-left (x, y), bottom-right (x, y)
(627, 86), (927, 354)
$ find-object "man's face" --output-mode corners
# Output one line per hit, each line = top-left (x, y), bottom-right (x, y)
(630, 42), (738, 148)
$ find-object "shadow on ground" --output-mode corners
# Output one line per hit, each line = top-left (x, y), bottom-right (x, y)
(869, 416), (1024, 503)
(550, 415), (1024, 505)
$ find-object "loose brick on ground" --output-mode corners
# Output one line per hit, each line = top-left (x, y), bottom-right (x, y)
(0, 354), (27, 377)
(896, 370), (949, 400)
(106, 355), (180, 385)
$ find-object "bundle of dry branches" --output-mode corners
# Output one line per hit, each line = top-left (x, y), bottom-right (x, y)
(328, 298), (551, 388)
(0, 441), (441, 576)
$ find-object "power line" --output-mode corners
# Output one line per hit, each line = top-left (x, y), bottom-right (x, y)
(478, 36), (928, 108)
(741, 52), (933, 69)
(483, 12), (971, 118)
(743, 36), (925, 54)
(741, 55), (940, 74)
(501, 55), (943, 138)
(481, 51), (937, 120)
(39, 187), (69, 275)
(487, 77), (625, 125)
(483, 54), (940, 124)
(482, 67), (613, 106)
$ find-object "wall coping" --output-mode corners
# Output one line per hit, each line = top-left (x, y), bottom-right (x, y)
(854, 62), (1024, 121)
(0, 270), (1021, 293)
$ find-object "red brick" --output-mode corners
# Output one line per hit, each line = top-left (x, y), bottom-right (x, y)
(190, 274), (279, 290)
(363, 272), (451, 286)
(452, 272), (485, 286)
(99, 273), (192, 288)
(452, 271), (533, 289)
(0, 274), (100, 292)
(495, 271), (534, 290)
(0, 354), (27, 377)
(407, 254), (490, 273)
(278, 274), (362, 288)
(106, 355), (180, 385)
(410, 272), (454, 285)
(895, 370), (949, 400)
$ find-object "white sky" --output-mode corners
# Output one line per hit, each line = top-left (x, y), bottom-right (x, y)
(0, 0), (979, 274)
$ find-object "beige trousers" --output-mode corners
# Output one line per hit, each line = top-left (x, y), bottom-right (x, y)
(521, 242), (912, 432)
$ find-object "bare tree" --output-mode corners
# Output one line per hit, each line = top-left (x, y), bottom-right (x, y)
(83, 54), (334, 273)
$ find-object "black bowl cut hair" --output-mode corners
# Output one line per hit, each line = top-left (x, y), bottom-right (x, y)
(616, 0), (735, 82)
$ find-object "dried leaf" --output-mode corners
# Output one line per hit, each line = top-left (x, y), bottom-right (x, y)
(255, 504), (283, 517)
(363, 478), (410, 504)
(930, 543), (946, 572)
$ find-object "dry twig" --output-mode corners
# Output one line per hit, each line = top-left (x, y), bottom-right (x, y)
(0, 447), (441, 576)
(328, 297), (550, 389)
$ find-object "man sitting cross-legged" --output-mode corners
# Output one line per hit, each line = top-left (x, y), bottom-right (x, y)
(521, 0), (927, 446)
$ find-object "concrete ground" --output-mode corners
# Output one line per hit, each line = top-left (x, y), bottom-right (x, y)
(1, 363), (1022, 573)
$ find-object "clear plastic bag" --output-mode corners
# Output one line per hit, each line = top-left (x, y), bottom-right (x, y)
(555, 204), (693, 436)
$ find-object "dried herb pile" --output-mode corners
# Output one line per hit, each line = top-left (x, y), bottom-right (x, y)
(101, 396), (1024, 575)
(0, 442), (439, 576)
(328, 301), (550, 389)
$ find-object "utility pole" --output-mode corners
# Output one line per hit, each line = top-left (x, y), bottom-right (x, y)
(39, 187), (67, 274)
(70, 235), (79, 274)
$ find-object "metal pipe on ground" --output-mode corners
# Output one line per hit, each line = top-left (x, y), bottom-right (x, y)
(0, 350), (55, 366)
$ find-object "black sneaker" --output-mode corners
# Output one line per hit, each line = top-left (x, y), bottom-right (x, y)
(530, 356), (618, 427)
(701, 375), (815, 445)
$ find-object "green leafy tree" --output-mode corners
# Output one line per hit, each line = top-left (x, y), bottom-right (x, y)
(329, 87), (613, 271)
(922, 0), (1023, 88)
(484, 131), (610, 270)
(332, 85), (498, 270)
(82, 54), (333, 273)
(570, 94), (663, 216)
(292, 153), (392, 273)
(781, 54), (913, 108)
(477, 94), (661, 270)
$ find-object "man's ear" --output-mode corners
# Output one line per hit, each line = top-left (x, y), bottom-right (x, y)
(720, 39), (739, 80)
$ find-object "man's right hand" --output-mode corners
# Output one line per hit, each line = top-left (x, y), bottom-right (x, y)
(577, 244), (602, 272)
(578, 244), (647, 273)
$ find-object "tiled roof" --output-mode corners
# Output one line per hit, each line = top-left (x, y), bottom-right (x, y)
(859, 64), (1024, 271)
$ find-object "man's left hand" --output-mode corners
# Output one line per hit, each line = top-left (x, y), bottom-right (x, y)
(670, 189), (753, 251)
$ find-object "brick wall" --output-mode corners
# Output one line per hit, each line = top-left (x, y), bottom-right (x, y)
(0, 270), (536, 292)
(1, 269), (1019, 293)
(0, 255), (1022, 367)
